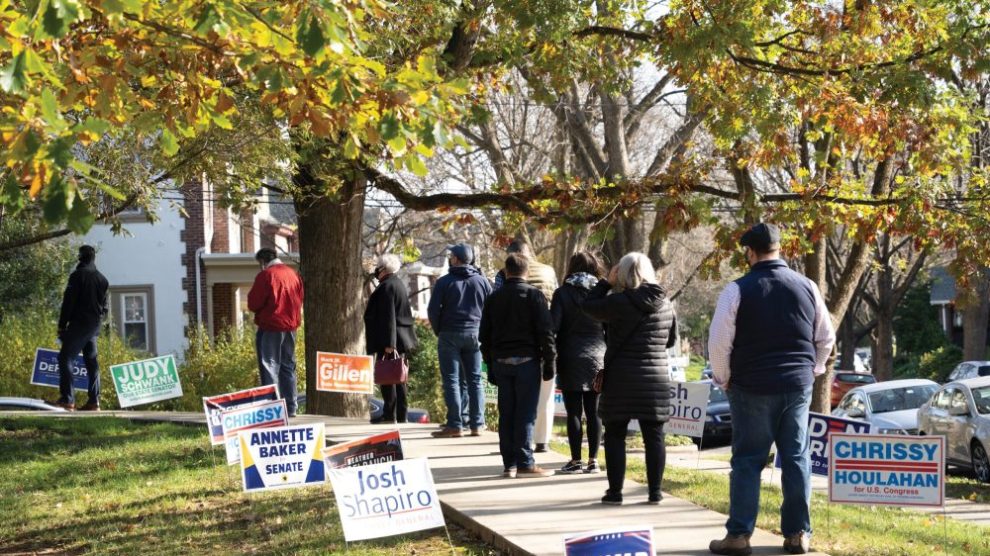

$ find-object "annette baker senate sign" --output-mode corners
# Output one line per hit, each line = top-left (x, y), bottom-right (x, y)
(828, 433), (944, 507)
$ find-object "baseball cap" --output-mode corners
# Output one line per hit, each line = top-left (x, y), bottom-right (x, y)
(739, 222), (781, 252)
(447, 243), (474, 265)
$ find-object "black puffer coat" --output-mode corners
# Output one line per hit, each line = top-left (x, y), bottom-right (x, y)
(551, 279), (606, 391)
(582, 280), (677, 422)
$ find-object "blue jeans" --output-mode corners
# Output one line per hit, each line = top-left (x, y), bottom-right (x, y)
(58, 326), (100, 405)
(256, 329), (298, 415)
(437, 331), (484, 429)
(726, 386), (813, 537)
(494, 359), (541, 469)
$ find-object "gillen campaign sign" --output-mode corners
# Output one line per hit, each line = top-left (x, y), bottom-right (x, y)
(828, 433), (944, 507)
(315, 352), (374, 394)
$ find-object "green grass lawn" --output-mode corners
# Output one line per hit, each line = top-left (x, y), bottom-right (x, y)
(0, 416), (496, 556)
(551, 440), (990, 556)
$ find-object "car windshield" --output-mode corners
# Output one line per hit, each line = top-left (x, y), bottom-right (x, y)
(973, 386), (990, 415)
(838, 373), (876, 384)
(708, 386), (728, 404)
(868, 385), (938, 414)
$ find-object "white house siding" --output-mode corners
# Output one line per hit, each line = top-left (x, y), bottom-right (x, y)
(81, 198), (188, 358)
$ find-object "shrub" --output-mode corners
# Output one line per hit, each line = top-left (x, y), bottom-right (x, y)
(405, 322), (445, 422)
(916, 345), (963, 383)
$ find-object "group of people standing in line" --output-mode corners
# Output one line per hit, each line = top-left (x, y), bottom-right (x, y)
(364, 222), (836, 556)
(53, 220), (833, 556)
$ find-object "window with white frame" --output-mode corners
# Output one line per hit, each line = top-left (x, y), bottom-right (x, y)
(110, 286), (156, 353)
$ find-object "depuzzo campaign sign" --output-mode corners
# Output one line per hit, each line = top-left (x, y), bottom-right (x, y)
(221, 399), (289, 465)
(775, 412), (872, 476)
(829, 433), (944, 507)
(202, 385), (279, 445)
(323, 430), (404, 469)
(328, 457), (445, 542)
(666, 381), (709, 438)
(31, 348), (88, 391)
(109, 354), (183, 408)
(239, 423), (325, 492)
(315, 352), (374, 394)
(563, 525), (654, 556)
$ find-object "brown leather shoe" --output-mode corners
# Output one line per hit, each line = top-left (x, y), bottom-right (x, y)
(470, 428), (482, 437)
(431, 427), (463, 438)
(78, 401), (100, 411)
(709, 534), (752, 556)
(50, 400), (75, 411)
(783, 532), (810, 554)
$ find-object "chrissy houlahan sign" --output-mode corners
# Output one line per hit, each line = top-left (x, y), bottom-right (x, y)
(31, 348), (88, 391)
(666, 381), (710, 438)
(328, 457), (445, 542)
(221, 399), (289, 465)
(563, 525), (654, 556)
(239, 423), (326, 492)
(202, 385), (279, 445)
(109, 354), (183, 408)
(828, 433), (944, 507)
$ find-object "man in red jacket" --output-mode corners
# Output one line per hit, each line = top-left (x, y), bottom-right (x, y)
(248, 248), (304, 417)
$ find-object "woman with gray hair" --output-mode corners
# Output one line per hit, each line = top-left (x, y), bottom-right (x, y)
(364, 253), (418, 422)
(583, 252), (677, 506)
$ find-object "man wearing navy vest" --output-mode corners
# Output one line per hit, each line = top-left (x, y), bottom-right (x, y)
(707, 223), (835, 556)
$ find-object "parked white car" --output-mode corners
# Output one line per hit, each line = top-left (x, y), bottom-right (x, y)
(917, 376), (990, 483)
(832, 379), (939, 435)
(947, 361), (990, 382)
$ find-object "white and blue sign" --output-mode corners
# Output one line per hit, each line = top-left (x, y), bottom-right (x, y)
(667, 381), (710, 438)
(31, 348), (88, 391)
(328, 457), (445, 541)
(563, 525), (654, 556)
(221, 399), (288, 465)
(239, 423), (325, 492)
(775, 412), (872, 476)
(828, 433), (944, 507)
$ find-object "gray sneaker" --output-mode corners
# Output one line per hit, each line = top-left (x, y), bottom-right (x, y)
(559, 461), (584, 474)
(783, 532), (810, 554)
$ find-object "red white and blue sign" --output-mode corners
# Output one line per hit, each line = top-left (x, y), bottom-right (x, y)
(775, 412), (872, 476)
(563, 525), (654, 556)
(31, 348), (88, 391)
(828, 433), (944, 507)
(239, 423), (326, 492)
(202, 385), (279, 445)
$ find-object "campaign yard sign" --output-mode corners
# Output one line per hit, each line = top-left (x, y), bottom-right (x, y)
(221, 399), (289, 465)
(666, 381), (709, 438)
(323, 430), (404, 469)
(775, 412), (872, 476)
(328, 457), (445, 542)
(239, 423), (326, 492)
(481, 363), (497, 405)
(109, 354), (183, 407)
(315, 352), (374, 394)
(563, 525), (654, 556)
(829, 433), (944, 507)
(202, 385), (279, 445)
(553, 389), (567, 417)
(31, 348), (88, 391)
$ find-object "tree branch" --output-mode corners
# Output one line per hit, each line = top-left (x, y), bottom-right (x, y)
(573, 25), (653, 42)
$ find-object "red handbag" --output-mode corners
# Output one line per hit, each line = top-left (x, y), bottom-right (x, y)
(374, 352), (409, 385)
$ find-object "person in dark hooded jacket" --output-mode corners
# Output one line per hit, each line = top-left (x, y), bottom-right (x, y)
(551, 251), (607, 474)
(583, 252), (677, 506)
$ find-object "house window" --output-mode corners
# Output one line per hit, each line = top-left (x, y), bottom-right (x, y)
(110, 286), (156, 354)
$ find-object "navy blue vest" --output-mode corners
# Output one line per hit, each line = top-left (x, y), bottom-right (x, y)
(729, 260), (817, 394)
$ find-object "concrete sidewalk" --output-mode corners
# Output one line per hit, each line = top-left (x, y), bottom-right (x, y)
(4, 410), (826, 555)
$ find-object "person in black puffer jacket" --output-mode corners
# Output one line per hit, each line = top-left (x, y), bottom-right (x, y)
(551, 252), (607, 475)
(583, 252), (677, 506)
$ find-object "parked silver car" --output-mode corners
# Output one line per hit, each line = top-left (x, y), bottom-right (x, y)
(0, 397), (66, 411)
(917, 376), (990, 483)
(832, 379), (939, 435)
(947, 361), (990, 382)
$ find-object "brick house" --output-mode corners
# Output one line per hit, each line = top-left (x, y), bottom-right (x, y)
(82, 182), (298, 358)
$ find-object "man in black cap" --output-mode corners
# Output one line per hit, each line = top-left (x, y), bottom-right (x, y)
(427, 243), (493, 438)
(55, 245), (109, 411)
(707, 223), (835, 556)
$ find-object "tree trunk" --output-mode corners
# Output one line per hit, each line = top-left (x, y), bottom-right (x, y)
(294, 156), (369, 418)
(962, 268), (990, 360)
(804, 237), (836, 413)
(873, 262), (896, 381)
(837, 313), (857, 372)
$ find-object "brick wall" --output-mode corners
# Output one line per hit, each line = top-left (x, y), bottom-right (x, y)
(212, 283), (235, 336)
(211, 202), (230, 253)
(179, 181), (207, 327)
(240, 208), (256, 254)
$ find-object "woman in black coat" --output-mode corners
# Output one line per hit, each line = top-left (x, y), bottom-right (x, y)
(551, 252), (606, 474)
(583, 252), (677, 506)
(364, 254), (418, 423)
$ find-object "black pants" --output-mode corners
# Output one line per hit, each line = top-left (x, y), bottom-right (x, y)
(562, 390), (601, 461)
(604, 418), (666, 496)
(380, 383), (408, 422)
(58, 326), (100, 405)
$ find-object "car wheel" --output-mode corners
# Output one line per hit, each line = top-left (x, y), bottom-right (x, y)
(973, 441), (990, 484)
